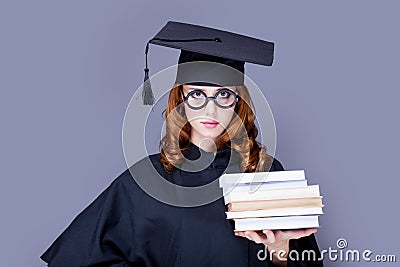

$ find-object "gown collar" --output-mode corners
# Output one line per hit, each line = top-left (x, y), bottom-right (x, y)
(182, 142), (240, 169)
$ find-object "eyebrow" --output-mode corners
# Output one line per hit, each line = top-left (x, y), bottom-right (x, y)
(185, 87), (235, 93)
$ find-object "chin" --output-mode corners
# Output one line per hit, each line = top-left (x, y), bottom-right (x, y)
(203, 132), (223, 139)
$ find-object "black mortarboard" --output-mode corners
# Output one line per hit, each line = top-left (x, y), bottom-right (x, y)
(142, 21), (275, 105)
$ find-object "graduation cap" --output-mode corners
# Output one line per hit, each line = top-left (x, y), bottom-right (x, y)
(142, 21), (275, 105)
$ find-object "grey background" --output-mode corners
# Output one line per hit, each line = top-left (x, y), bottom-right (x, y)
(1, 0), (399, 266)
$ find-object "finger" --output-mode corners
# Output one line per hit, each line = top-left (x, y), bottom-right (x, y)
(243, 231), (268, 244)
(270, 230), (285, 240)
(234, 231), (244, 236)
(262, 230), (276, 243)
(283, 228), (318, 239)
(302, 228), (318, 237)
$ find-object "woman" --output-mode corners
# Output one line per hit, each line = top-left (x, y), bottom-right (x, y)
(41, 21), (323, 266)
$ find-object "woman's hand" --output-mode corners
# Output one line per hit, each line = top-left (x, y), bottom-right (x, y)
(235, 228), (318, 267)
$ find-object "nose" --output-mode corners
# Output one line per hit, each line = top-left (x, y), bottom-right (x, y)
(205, 98), (217, 115)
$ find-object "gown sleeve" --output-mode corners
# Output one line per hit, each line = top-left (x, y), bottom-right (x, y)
(40, 173), (142, 267)
(269, 158), (324, 267)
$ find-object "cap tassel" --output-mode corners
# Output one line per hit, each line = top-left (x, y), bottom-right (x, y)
(142, 41), (155, 105)
(142, 37), (221, 105)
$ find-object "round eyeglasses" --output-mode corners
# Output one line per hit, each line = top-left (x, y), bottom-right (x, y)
(183, 88), (239, 110)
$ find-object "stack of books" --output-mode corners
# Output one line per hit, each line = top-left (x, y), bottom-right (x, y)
(219, 170), (324, 231)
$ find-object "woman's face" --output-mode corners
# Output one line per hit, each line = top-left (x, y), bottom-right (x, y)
(182, 85), (237, 145)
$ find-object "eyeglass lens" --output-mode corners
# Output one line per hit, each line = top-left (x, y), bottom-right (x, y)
(185, 89), (237, 109)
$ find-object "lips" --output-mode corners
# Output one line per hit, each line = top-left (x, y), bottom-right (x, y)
(201, 120), (219, 129)
(202, 120), (218, 124)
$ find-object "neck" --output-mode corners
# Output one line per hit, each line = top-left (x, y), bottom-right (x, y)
(190, 137), (217, 154)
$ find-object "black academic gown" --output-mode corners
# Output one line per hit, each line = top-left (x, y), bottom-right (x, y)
(41, 143), (324, 267)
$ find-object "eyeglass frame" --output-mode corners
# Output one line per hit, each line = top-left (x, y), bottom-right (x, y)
(182, 88), (240, 110)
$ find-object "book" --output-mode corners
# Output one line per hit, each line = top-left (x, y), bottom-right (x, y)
(226, 206), (324, 219)
(234, 215), (320, 231)
(220, 170), (324, 231)
(229, 197), (323, 211)
(222, 179), (308, 195)
(219, 170), (305, 188)
(224, 185), (320, 204)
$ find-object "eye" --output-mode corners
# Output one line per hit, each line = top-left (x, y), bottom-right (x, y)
(218, 89), (232, 98)
(189, 90), (205, 99)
